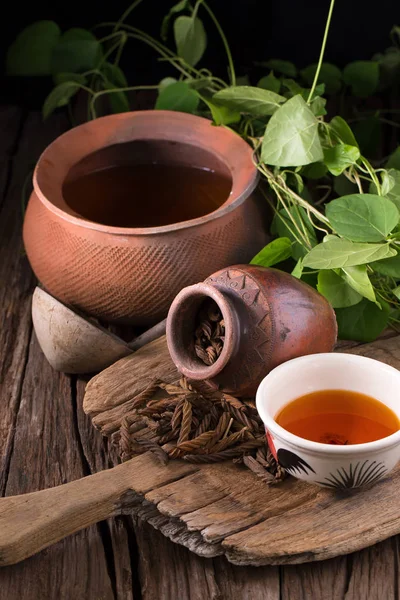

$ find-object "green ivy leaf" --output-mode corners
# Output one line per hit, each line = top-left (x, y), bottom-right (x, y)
(6, 21), (61, 75)
(200, 95), (241, 125)
(392, 285), (400, 300)
(380, 170), (396, 197)
(155, 81), (200, 113)
(333, 174), (358, 197)
(386, 169), (400, 209)
(51, 29), (102, 74)
(377, 47), (400, 90)
(325, 194), (399, 242)
(281, 78), (304, 97)
(372, 252), (400, 278)
(261, 95), (323, 167)
(342, 265), (377, 304)
(186, 78), (214, 90)
(317, 270), (362, 308)
(282, 80), (324, 102)
(303, 239), (396, 269)
(335, 299), (389, 342)
(102, 62), (128, 88)
(386, 169), (400, 210)
(370, 169), (400, 212)
(97, 63), (129, 114)
(343, 61), (379, 97)
(42, 81), (80, 119)
(286, 171), (304, 193)
(102, 84), (130, 114)
(386, 147), (400, 170)
(161, 0), (189, 40)
(264, 59), (297, 77)
(391, 25), (400, 45)
(158, 77), (178, 92)
(250, 237), (292, 267)
(257, 71), (281, 94)
(323, 144), (360, 176)
(174, 15), (207, 67)
(300, 62), (342, 95)
(310, 96), (327, 117)
(291, 258), (304, 279)
(353, 117), (382, 157)
(213, 86), (285, 116)
(329, 116), (358, 148)
(53, 72), (87, 85)
(61, 28), (96, 42)
(302, 162), (328, 179)
(236, 75), (250, 86)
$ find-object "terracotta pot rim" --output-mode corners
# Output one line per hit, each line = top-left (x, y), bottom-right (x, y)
(33, 110), (259, 236)
(166, 282), (236, 380)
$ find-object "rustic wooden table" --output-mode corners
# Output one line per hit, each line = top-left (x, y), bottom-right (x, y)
(0, 105), (399, 600)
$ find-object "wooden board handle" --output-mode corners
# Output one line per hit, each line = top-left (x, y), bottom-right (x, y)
(0, 460), (137, 566)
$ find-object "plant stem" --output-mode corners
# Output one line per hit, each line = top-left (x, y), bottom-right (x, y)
(307, 0), (336, 104)
(192, 0), (204, 20)
(267, 181), (312, 248)
(97, 31), (125, 45)
(113, 0), (145, 32)
(258, 185), (307, 248)
(95, 21), (224, 91)
(361, 158), (381, 194)
(114, 32), (127, 65)
(352, 169), (363, 193)
(99, 39), (123, 67)
(202, 1), (236, 85)
(124, 32), (191, 78)
(90, 84), (159, 119)
(275, 177), (331, 225)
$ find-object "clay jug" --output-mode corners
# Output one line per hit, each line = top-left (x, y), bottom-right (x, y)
(166, 264), (337, 396)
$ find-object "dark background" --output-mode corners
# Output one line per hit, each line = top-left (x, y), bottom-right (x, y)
(1, 0), (399, 105)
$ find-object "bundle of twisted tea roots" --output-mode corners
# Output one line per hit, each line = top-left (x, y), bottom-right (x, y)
(111, 377), (285, 485)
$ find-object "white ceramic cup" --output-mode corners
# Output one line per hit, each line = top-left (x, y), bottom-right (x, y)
(256, 353), (400, 489)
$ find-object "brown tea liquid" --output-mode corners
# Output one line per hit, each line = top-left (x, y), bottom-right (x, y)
(276, 390), (400, 445)
(63, 163), (232, 228)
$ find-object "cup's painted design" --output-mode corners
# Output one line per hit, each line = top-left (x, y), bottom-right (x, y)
(316, 460), (388, 490)
(275, 448), (316, 476)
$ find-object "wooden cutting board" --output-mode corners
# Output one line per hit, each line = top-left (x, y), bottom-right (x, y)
(83, 333), (400, 566)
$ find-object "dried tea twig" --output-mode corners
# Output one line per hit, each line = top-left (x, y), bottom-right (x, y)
(112, 376), (284, 485)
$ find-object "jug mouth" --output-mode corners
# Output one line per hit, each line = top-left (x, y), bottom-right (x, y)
(33, 110), (259, 236)
(166, 282), (238, 381)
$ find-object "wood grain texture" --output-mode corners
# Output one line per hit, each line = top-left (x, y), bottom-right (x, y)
(135, 520), (280, 600)
(0, 107), (33, 494)
(84, 336), (178, 416)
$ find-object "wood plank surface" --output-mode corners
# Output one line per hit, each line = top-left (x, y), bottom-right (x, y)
(135, 520), (281, 600)
(0, 110), (129, 600)
(1, 106), (399, 599)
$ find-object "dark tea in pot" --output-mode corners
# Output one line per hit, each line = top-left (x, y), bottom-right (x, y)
(63, 163), (232, 228)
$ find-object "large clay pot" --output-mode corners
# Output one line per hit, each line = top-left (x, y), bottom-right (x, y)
(166, 265), (337, 396)
(23, 111), (268, 325)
